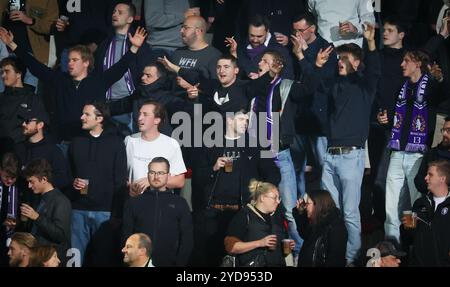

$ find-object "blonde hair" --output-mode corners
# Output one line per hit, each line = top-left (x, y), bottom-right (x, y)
(248, 179), (276, 204)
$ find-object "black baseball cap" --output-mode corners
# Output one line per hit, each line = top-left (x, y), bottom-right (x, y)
(375, 241), (406, 257)
(18, 107), (50, 125)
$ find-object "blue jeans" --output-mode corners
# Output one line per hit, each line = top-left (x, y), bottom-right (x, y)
(291, 135), (328, 197)
(321, 148), (365, 263)
(71, 210), (111, 265)
(384, 151), (423, 244)
(276, 149), (303, 254)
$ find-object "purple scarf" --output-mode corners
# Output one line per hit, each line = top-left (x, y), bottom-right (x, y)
(388, 74), (429, 152)
(104, 34), (136, 101)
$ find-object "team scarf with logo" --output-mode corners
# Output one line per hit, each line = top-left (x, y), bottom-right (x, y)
(388, 73), (429, 152)
(104, 34), (135, 101)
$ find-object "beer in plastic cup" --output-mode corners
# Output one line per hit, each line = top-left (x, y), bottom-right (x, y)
(80, 179), (89, 195)
(224, 158), (233, 173)
(282, 239), (293, 255)
(403, 210), (417, 229)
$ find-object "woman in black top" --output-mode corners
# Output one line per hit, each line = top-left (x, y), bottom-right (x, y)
(224, 179), (294, 267)
(293, 189), (348, 267)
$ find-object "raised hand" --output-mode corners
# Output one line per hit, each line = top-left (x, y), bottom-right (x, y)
(225, 36), (238, 58)
(56, 18), (69, 32)
(274, 32), (289, 46)
(315, 45), (334, 67)
(158, 56), (180, 73)
(363, 22), (376, 42)
(377, 109), (389, 125)
(291, 34), (308, 60)
(0, 27), (14, 46)
(129, 26), (148, 53)
(428, 62), (443, 82)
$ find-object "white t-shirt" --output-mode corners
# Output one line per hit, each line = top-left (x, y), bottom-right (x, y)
(125, 133), (187, 182)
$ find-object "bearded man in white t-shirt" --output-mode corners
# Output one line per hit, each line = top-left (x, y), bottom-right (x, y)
(125, 100), (186, 196)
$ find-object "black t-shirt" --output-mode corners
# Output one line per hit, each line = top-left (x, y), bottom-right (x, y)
(212, 138), (243, 205)
(227, 206), (271, 241)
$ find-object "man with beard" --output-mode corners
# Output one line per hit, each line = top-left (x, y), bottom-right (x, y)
(15, 108), (70, 190)
(122, 157), (193, 266)
(7, 232), (37, 267)
(169, 15), (221, 91)
(415, 117), (450, 192)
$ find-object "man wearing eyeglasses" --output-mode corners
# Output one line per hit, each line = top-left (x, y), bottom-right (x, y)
(415, 117), (450, 193)
(122, 157), (193, 266)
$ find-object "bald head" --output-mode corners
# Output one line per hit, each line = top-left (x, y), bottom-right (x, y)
(181, 16), (208, 48)
(186, 16), (207, 33)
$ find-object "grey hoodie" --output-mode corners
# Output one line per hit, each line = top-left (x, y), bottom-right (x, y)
(144, 0), (189, 50)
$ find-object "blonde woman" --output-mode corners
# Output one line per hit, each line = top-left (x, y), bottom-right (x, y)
(224, 179), (294, 267)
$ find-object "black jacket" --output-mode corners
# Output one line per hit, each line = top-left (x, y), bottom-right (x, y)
(0, 85), (47, 143)
(227, 204), (288, 267)
(196, 135), (281, 209)
(409, 193), (450, 266)
(68, 128), (127, 213)
(31, 188), (72, 261)
(415, 144), (450, 193)
(14, 46), (137, 141)
(122, 189), (194, 267)
(317, 50), (381, 147)
(15, 137), (71, 190)
(293, 207), (347, 267)
(249, 69), (321, 147)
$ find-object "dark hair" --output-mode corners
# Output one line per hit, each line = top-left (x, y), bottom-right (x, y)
(336, 43), (364, 62)
(306, 189), (337, 226)
(85, 101), (111, 125)
(0, 152), (19, 178)
(263, 49), (286, 69)
(149, 157), (170, 172)
(29, 245), (58, 267)
(429, 160), (450, 185)
(218, 54), (238, 68)
(135, 233), (152, 258)
(0, 56), (26, 81)
(404, 50), (431, 74)
(139, 100), (167, 128)
(383, 16), (408, 34)
(68, 45), (95, 72)
(22, 159), (54, 184)
(116, 1), (136, 18)
(293, 12), (317, 27)
(11, 232), (37, 250)
(145, 62), (167, 79)
(445, 116), (450, 122)
(248, 14), (270, 31)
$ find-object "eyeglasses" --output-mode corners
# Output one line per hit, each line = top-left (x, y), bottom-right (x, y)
(441, 128), (450, 134)
(148, 171), (169, 177)
(23, 119), (38, 124)
(292, 25), (312, 34)
(181, 25), (197, 30)
(265, 194), (281, 202)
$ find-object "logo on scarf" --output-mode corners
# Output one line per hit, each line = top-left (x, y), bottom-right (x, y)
(442, 207), (448, 216)
(412, 115), (426, 132)
(393, 112), (403, 129)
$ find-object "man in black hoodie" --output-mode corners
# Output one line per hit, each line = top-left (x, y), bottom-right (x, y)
(122, 157), (193, 267)
(69, 102), (127, 265)
(15, 108), (70, 190)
